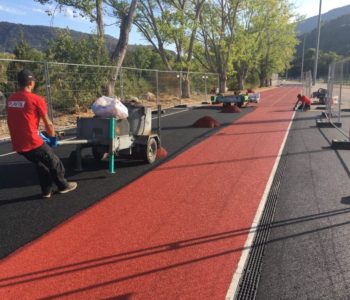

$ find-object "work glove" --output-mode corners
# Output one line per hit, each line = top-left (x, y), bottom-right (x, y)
(39, 131), (50, 144)
(39, 131), (58, 147)
(48, 136), (58, 147)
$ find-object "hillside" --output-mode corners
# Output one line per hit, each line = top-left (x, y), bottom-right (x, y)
(296, 14), (350, 56)
(297, 4), (350, 34)
(0, 21), (119, 53)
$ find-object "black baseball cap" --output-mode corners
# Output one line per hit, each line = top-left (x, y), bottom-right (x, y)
(17, 69), (36, 87)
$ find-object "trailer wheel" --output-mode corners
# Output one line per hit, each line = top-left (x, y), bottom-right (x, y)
(142, 137), (158, 164)
(92, 145), (109, 161)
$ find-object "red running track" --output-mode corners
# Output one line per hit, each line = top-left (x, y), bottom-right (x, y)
(0, 87), (299, 300)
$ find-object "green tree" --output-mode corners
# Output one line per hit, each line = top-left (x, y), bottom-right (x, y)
(46, 31), (110, 111)
(231, 0), (261, 90)
(35, 0), (104, 39)
(13, 39), (45, 61)
(36, 0), (138, 96)
(134, 0), (206, 98)
(289, 48), (341, 80)
(5, 39), (46, 97)
(196, 0), (242, 93)
(125, 46), (152, 69)
(0, 53), (15, 104)
(253, 0), (297, 87)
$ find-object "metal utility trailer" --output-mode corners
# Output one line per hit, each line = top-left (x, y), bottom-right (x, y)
(211, 93), (260, 107)
(216, 95), (242, 107)
(59, 103), (160, 173)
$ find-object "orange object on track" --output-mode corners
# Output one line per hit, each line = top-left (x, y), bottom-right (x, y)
(192, 116), (220, 128)
(156, 146), (168, 159)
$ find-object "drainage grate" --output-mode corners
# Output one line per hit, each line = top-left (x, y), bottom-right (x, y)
(235, 153), (288, 300)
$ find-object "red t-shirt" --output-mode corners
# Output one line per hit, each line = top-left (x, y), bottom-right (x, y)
(301, 95), (311, 106)
(7, 90), (47, 152)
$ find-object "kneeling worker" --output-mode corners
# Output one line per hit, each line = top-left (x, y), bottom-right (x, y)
(294, 93), (311, 111)
(6, 69), (77, 198)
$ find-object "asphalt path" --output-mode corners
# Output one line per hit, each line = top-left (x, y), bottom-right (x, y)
(256, 109), (350, 299)
(0, 104), (253, 259)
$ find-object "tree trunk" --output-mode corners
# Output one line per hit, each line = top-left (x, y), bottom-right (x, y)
(259, 70), (268, 88)
(237, 73), (245, 90)
(219, 73), (227, 94)
(96, 0), (104, 40)
(181, 73), (190, 99)
(157, 42), (172, 70)
(259, 74), (263, 88)
(107, 0), (138, 97)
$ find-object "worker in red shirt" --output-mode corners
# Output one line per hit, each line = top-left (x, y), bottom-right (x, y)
(6, 69), (77, 198)
(294, 94), (311, 111)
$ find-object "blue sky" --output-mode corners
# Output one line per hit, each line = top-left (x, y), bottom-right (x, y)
(0, 0), (349, 45)
(294, 0), (350, 18)
(0, 0), (146, 43)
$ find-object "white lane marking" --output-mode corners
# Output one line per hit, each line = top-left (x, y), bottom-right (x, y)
(152, 108), (189, 119)
(0, 151), (16, 157)
(0, 136), (79, 157)
(225, 110), (296, 300)
(0, 109), (190, 157)
(61, 136), (77, 141)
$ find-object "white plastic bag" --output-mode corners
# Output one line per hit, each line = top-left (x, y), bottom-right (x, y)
(92, 96), (128, 119)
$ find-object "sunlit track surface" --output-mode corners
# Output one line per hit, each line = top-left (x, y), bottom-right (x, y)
(0, 87), (298, 299)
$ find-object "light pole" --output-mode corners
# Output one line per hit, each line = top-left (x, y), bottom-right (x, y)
(300, 34), (306, 81)
(313, 0), (322, 86)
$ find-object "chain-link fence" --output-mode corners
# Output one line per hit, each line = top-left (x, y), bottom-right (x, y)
(0, 59), (218, 138)
(324, 58), (350, 138)
(302, 70), (312, 97)
(316, 58), (350, 149)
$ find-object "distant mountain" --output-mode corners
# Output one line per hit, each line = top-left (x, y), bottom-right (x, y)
(0, 21), (119, 53)
(297, 4), (350, 34)
(296, 14), (350, 56)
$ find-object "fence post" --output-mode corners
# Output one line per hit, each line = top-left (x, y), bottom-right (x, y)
(44, 61), (53, 121)
(338, 62), (343, 124)
(109, 117), (115, 174)
(179, 71), (183, 104)
(217, 75), (220, 94)
(203, 74), (208, 103)
(328, 62), (336, 117)
(156, 70), (161, 141)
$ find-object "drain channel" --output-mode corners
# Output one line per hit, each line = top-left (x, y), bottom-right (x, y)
(235, 153), (288, 300)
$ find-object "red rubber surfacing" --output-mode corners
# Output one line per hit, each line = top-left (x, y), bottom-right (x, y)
(192, 116), (220, 128)
(0, 87), (298, 300)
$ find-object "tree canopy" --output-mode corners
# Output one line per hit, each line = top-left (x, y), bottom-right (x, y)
(3, 0), (301, 94)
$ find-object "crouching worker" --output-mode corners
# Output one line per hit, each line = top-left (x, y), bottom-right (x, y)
(6, 69), (77, 198)
(294, 93), (311, 111)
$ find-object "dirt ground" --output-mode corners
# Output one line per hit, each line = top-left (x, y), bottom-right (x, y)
(0, 88), (273, 140)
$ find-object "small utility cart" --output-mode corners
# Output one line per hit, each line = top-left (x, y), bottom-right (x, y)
(211, 93), (260, 107)
(59, 103), (161, 173)
(312, 88), (327, 104)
